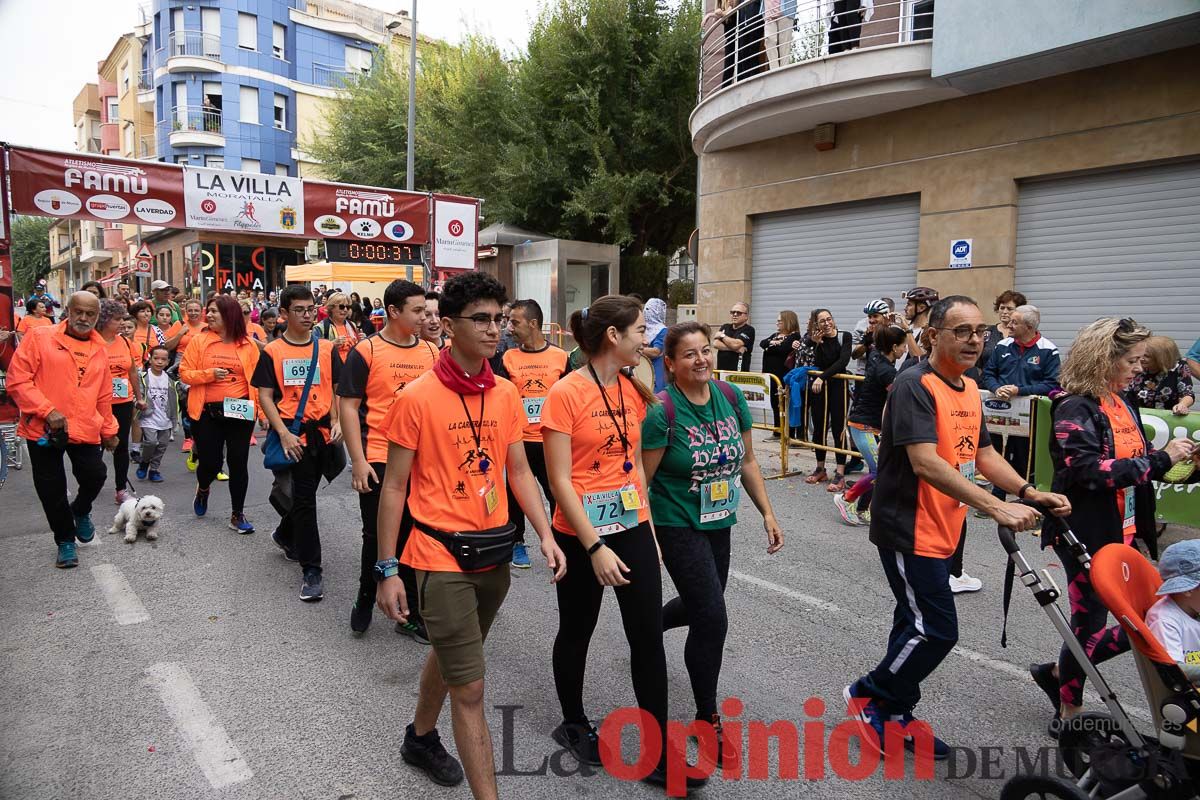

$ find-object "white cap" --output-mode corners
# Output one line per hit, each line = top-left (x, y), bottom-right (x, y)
(151, 280), (170, 290)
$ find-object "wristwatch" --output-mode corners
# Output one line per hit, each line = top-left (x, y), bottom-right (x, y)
(373, 557), (400, 581)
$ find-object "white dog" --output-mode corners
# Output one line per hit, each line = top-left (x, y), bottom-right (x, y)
(109, 495), (165, 544)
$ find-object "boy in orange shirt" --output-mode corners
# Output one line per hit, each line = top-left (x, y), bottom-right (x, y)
(375, 272), (564, 798)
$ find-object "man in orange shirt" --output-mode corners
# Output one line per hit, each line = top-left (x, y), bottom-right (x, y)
(845, 296), (1071, 759)
(375, 272), (565, 798)
(338, 279), (438, 638)
(7, 292), (119, 568)
(501, 299), (568, 568)
(253, 285), (343, 602)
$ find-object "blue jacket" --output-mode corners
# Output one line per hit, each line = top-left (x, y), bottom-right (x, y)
(982, 335), (1061, 396)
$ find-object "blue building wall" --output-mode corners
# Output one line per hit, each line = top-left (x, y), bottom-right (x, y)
(145, 0), (379, 174)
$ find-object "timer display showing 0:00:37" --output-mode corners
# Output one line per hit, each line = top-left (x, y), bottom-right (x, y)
(325, 240), (423, 265)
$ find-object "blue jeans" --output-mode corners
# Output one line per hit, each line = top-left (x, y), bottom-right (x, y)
(847, 424), (880, 511)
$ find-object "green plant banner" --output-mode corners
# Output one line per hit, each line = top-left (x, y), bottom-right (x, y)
(1032, 397), (1200, 526)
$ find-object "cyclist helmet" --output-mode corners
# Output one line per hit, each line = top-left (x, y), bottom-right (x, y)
(863, 299), (890, 315)
(904, 286), (939, 303)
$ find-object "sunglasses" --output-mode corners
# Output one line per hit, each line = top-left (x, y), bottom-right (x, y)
(332, 304), (350, 310)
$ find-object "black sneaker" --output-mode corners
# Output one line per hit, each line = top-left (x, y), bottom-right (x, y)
(395, 617), (431, 645)
(642, 763), (709, 792)
(1029, 662), (1061, 714)
(551, 719), (602, 766)
(401, 724), (464, 787)
(300, 568), (324, 602)
(350, 594), (373, 635)
(271, 527), (298, 562)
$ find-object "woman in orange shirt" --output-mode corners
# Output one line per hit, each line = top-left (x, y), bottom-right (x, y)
(240, 299), (268, 349)
(172, 299), (206, 356)
(541, 295), (695, 790)
(97, 299), (146, 504)
(129, 300), (165, 365)
(318, 292), (361, 361)
(180, 294), (261, 534)
(15, 299), (53, 341)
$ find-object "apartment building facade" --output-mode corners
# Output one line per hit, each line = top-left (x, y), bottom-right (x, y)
(693, 0), (1200, 359)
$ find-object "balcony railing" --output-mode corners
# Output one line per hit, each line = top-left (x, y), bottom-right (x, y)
(312, 61), (354, 88)
(168, 30), (222, 61)
(164, 105), (223, 136)
(138, 68), (153, 92)
(138, 134), (156, 159)
(699, 0), (934, 99)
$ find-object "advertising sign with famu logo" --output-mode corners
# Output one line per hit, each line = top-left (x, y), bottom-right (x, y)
(7, 147), (185, 228)
(303, 181), (430, 245)
(183, 166), (305, 235)
(432, 194), (479, 270)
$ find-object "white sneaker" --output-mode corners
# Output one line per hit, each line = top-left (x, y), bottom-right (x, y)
(833, 492), (862, 526)
(949, 573), (983, 593)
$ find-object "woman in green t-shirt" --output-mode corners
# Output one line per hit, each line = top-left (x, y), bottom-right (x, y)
(642, 321), (784, 765)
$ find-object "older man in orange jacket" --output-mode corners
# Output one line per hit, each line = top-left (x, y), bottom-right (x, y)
(7, 291), (119, 569)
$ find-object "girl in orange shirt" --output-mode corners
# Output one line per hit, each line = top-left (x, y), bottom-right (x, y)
(541, 295), (696, 790)
(129, 300), (165, 365)
(97, 299), (146, 504)
(180, 295), (261, 534)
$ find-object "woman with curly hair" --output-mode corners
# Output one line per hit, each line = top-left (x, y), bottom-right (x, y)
(1029, 318), (1199, 738)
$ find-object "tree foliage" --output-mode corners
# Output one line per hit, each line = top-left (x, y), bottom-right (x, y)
(307, 0), (701, 291)
(10, 216), (52, 297)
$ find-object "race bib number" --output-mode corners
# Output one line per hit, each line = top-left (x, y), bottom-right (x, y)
(584, 489), (638, 535)
(282, 358), (320, 387)
(223, 397), (254, 421)
(701, 478), (741, 524)
(522, 397), (545, 424)
(958, 460), (976, 507)
(111, 377), (130, 399)
(1122, 486), (1136, 537)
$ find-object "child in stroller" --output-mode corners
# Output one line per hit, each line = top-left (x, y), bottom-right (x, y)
(1146, 540), (1200, 685)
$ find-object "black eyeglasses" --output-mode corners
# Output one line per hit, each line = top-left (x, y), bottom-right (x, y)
(332, 304), (350, 310)
(451, 314), (505, 332)
(935, 325), (989, 342)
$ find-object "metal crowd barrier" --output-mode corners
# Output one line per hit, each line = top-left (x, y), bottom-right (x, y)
(713, 370), (800, 479)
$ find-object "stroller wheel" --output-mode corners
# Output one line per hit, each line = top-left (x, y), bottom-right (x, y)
(1058, 712), (1128, 779)
(1000, 774), (1090, 800)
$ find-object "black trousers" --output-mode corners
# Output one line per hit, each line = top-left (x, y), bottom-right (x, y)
(506, 440), (555, 542)
(990, 433), (1032, 501)
(191, 407), (254, 514)
(659, 525), (732, 719)
(809, 380), (848, 467)
(552, 523), (667, 755)
(828, 0), (864, 54)
(269, 443), (323, 570)
(110, 402), (134, 492)
(355, 461), (420, 621)
(28, 441), (107, 544)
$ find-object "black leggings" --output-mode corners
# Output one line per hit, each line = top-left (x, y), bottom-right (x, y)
(552, 523), (667, 748)
(659, 526), (732, 719)
(809, 380), (847, 467)
(506, 441), (555, 541)
(1055, 542), (1130, 707)
(191, 408), (254, 514)
(111, 402), (134, 492)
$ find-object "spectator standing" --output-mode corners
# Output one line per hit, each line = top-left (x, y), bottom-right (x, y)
(804, 309), (852, 490)
(852, 299), (891, 375)
(642, 298), (669, 392)
(713, 302), (755, 372)
(981, 304), (1060, 501)
(1186, 336), (1200, 379)
(764, 0), (796, 69)
(760, 310), (803, 438)
(1130, 336), (1194, 415)
(976, 290), (1026, 372)
(897, 287), (938, 371)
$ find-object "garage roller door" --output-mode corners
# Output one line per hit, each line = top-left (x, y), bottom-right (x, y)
(1016, 161), (1200, 356)
(749, 195), (919, 371)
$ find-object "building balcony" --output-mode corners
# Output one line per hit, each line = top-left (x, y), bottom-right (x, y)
(163, 106), (225, 148)
(81, 233), (112, 263)
(137, 134), (156, 159)
(166, 30), (223, 73)
(690, 0), (956, 153)
(100, 121), (120, 151)
(137, 69), (154, 105)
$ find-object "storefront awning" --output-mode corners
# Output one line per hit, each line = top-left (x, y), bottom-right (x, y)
(285, 262), (425, 284)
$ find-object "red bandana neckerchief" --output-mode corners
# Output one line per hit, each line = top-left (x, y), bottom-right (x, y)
(432, 346), (495, 395)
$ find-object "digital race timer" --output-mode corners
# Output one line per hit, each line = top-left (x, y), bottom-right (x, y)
(325, 239), (423, 265)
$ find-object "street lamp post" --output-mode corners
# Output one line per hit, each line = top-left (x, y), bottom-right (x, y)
(407, 0), (417, 192)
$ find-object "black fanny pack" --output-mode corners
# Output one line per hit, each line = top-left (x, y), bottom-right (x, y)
(417, 522), (516, 571)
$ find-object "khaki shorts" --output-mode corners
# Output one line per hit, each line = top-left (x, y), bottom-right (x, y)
(417, 566), (511, 686)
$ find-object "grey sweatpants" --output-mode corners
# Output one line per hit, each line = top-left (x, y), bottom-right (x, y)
(139, 428), (171, 472)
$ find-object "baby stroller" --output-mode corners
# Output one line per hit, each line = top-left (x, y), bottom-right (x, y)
(998, 518), (1200, 799)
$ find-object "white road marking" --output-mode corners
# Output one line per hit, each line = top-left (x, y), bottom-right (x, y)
(145, 662), (253, 789)
(732, 570), (1154, 722)
(730, 570), (841, 612)
(89, 563), (149, 625)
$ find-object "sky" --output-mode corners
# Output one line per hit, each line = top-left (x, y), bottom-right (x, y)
(0, 0), (545, 152)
